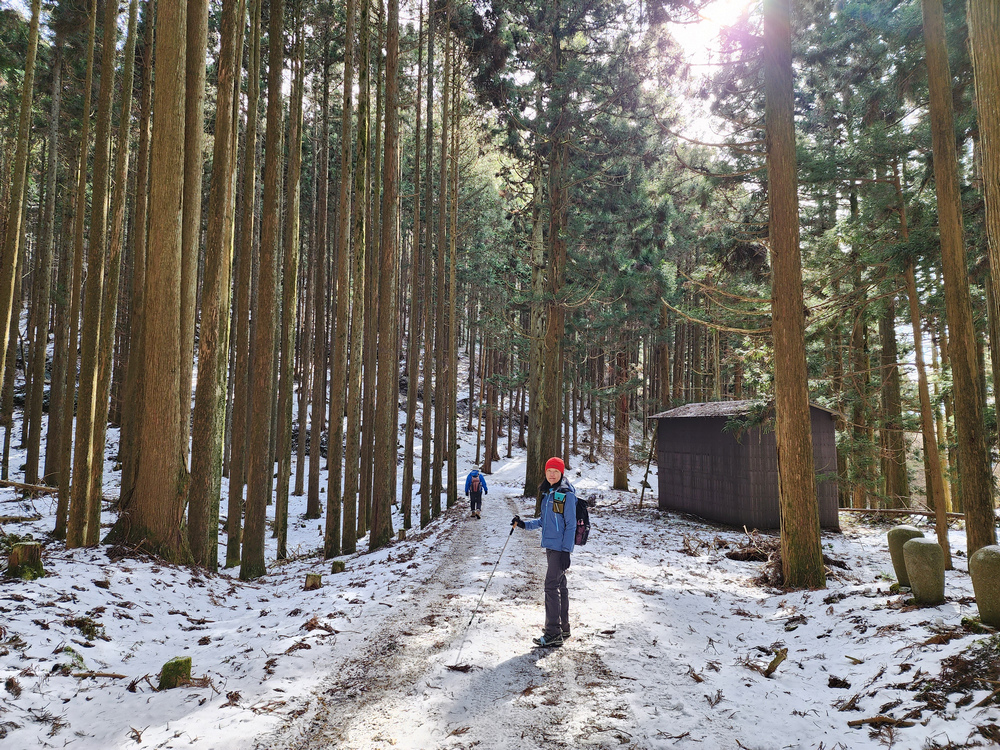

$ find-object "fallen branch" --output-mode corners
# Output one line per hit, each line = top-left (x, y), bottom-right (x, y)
(839, 507), (964, 520)
(0, 514), (42, 523)
(72, 671), (129, 680)
(847, 715), (915, 729)
(0, 479), (58, 496)
(763, 648), (787, 678)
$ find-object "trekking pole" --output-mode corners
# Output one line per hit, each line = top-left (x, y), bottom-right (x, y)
(449, 524), (516, 669)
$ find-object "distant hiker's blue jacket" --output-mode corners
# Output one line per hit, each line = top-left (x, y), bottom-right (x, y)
(524, 478), (576, 553)
(464, 470), (488, 495)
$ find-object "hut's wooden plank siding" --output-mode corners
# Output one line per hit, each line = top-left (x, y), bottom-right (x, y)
(652, 402), (840, 530)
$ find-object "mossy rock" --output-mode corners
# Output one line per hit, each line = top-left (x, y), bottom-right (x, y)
(902, 538), (945, 605)
(158, 656), (192, 690)
(970, 545), (1000, 628)
(887, 526), (924, 588)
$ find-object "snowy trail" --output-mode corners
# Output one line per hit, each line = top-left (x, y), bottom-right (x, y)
(259, 491), (640, 750)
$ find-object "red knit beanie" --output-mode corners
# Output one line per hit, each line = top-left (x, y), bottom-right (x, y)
(545, 456), (565, 474)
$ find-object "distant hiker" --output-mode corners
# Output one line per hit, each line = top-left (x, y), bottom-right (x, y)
(465, 468), (488, 519)
(512, 456), (576, 648)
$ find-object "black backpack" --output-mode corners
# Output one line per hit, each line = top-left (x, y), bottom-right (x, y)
(573, 497), (590, 546)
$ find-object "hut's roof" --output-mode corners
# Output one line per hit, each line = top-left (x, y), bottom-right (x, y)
(648, 400), (839, 420)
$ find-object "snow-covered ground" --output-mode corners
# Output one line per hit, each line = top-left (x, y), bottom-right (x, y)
(2, 418), (999, 750)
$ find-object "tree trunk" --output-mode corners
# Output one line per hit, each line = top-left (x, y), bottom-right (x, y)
(70, 0), (118, 549)
(420, 2), (435, 526)
(115, 0), (153, 520)
(370, 0), (400, 552)
(227, 0), (261, 567)
(276, 7), (305, 560)
(447, 43), (460, 507)
(241, 0), (284, 580)
(25, 41), (61, 486)
(432, 6), (450, 518)
(0, 0), (40, 393)
(54, 4), (97, 541)
(106, 0), (191, 562)
(88, 0), (141, 545)
(879, 296), (909, 508)
(968, 0), (1000, 550)
(922, 0), (996, 555)
(764, 0), (825, 589)
(904, 259), (953, 568)
(307, 45), (330, 521)
(524, 159), (546, 495)
(179, 0), (210, 463)
(401, 4), (424, 530)
(343, 0), (370, 554)
(613, 344), (629, 490)
(189, 0), (245, 569)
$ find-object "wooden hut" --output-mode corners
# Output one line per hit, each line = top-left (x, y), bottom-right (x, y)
(649, 400), (840, 530)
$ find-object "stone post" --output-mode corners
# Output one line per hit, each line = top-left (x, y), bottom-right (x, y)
(887, 525), (924, 587)
(902, 537), (945, 605)
(970, 545), (1000, 627)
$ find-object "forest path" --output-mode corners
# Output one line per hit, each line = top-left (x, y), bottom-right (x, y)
(258, 485), (639, 750)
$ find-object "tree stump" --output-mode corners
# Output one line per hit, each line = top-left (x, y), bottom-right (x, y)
(158, 656), (192, 690)
(903, 538), (945, 605)
(304, 573), (322, 591)
(397, 529), (406, 542)
(887, 525), (924, 587)
(970, 545), (1000, 627)
(6, 542), (44, 580)
(331, 560), (345, 574)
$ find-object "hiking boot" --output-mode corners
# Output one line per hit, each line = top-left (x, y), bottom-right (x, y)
(561, 631), (571, 641)
(532, 633), (564, 648)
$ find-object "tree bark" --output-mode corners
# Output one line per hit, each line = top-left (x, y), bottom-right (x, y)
(227, 0), (261, 566)
(241, 0), (284, 580)
(879, 296), (909, 508)
(613, 344), (629, 490)
(189, 0), (245, 569)
(343, 0), (370, 555)
(307, 44), (330, 521)
(0, 0), (40, 394)
(276, 6), (305, 560)
(923, 0), (996, 555)
(371, 0), (400, 551)
(25, 40), (61, 486)
(115, 0), (154, 521)
(88, 0), (142, 545)
(764, 0), (825, 589)
(106, 0), (191, 562)
(54, 3), (97, 540)
(179, 0), (210, 462)
(968, 0), (1000, 550)
(401, 4), (424, 530)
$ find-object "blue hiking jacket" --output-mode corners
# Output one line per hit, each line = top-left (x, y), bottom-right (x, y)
(464, 470), (488, 495)
(524, 478), (576, 553)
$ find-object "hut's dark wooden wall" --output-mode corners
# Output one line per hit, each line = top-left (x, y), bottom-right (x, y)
(654, 404), (840, 530)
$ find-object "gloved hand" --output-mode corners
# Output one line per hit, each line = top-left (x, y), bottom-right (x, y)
(512, 515), (525, 529)
(561, 551), (571, 569)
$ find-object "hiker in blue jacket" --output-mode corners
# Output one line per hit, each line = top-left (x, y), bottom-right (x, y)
(512, 456), (576, 647)
(465, 469), (488, 519)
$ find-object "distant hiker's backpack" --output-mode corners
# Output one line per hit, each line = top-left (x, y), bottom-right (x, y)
(471, 475), (481, 493)
(574, 497), (590, 546)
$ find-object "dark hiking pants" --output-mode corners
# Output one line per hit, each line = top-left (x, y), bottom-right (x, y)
(544, 549), (570, 638)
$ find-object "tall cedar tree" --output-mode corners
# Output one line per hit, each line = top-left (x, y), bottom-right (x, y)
(763, 0), (825, 589)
